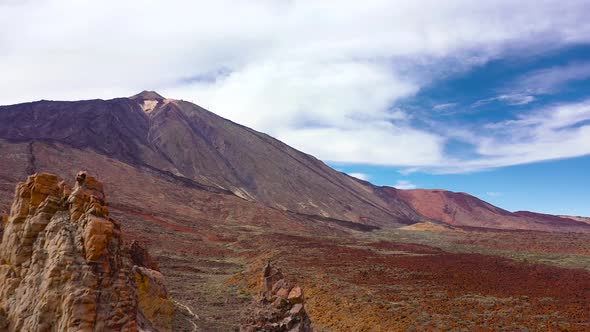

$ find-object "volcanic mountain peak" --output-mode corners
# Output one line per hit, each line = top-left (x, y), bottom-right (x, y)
(130, 90), (165, 101)
(130, 90), (166, 113)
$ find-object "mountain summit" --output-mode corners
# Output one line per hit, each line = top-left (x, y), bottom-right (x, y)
(130, 90), (165, 101)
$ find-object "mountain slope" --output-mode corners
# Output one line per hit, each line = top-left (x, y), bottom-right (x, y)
(375, 186), (590, 232)
(557, 215), (590, 225)
(0, 91), (421, 226)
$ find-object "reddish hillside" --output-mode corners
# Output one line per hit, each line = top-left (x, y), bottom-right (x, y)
(377, 187), (590, 232)
(557, 215), (590, 225)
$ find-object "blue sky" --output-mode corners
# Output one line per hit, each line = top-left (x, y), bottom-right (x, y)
(1, 1), (589, 215)
(333, 155), (590, 217)
(333, 44), (590, 216)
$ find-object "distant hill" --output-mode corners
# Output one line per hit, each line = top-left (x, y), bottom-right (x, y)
(373, 186), (590, 232)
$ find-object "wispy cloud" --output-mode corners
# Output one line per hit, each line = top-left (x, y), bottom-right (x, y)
(472, 93), (536, 108)
(431, 99), (590, 173)
(511, 61), (590, 95)
(486, 191), (502, 197)
(433, 102), (458, 110)
(470, 62), (590, 113)
(393, 180), (418, 190)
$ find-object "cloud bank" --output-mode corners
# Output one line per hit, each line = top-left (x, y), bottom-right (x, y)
(1, 0), (590, 173)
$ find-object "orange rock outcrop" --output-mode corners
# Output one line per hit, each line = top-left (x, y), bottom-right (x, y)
(0, 172), (173, 331)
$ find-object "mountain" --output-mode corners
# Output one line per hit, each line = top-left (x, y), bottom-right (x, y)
(374, 186), (590, 232)
(0, 91), (421, 227)
(0, 91), (587, 234)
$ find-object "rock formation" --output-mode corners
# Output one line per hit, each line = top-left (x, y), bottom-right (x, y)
(128, 241), (174, 332)
(0, 172), (173, 331)
(128, 240), (161, 271)
(241, 262), (312, 332)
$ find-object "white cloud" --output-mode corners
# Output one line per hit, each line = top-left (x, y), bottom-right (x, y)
(486, 192), (502, 197)
(1, 1), (590, 173)
(347, 173), (370, 181)
(472, 93), (536, 108)
(433, 103), (458, 110)
(393, 180), (418, 190)
(167, 60), (418, 132)
(511, 61), (590, 95)
(427, 99), (590, 173)
(277, 124), (445, 166)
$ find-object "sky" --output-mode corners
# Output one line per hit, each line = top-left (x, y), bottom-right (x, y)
(1, 0), (589, 216)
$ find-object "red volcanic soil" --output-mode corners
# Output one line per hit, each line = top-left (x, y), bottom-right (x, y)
(117, 206), (208, 237)
(366, 240), (444, 254)
(453, 228), (590, 256)
(387, 254), (587, 300)
(244, 234), (590, 331)
(113, 205), (238, 243)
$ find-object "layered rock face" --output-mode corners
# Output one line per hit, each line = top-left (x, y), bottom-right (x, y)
(241, 263), (312, 332)
(0, 172), (172, 331)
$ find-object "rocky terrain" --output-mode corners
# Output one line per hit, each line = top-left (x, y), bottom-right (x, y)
(0, 92), (589, 331)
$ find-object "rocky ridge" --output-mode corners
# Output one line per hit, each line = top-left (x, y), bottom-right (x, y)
(0, 172), (173, 331)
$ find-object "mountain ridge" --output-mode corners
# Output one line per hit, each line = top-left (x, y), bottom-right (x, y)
(0, 92), (587, 233)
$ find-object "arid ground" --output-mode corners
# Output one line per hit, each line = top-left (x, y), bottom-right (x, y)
(112, 203), (590, 331)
